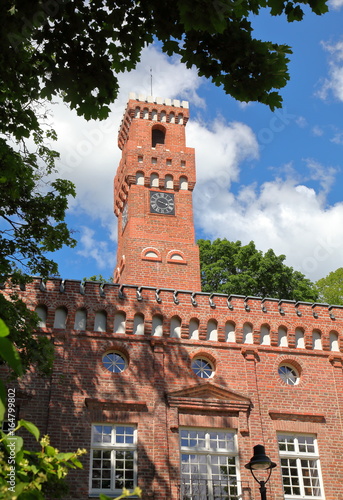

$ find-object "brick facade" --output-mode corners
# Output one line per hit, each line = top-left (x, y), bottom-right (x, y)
(1, 96), (343, 500)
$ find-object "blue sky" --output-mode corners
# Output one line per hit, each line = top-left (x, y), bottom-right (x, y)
(49, 3), (343, 284)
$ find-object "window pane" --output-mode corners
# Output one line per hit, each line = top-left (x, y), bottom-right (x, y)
(91, 449), (112, 490)
(298, 435), (315, 453)
(278, 434), (322, 499)
(278, 435), (295, 452)
(102, 352), (126, 373)
(90, 425), (136, 494)
(180, 429), (238, 500)
(191, 358), (213, 379)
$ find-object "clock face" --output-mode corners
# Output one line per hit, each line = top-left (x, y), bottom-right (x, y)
(150, 191), (175, 215)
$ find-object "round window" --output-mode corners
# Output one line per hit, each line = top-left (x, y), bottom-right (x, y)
(102, 352), (127, 373)
(191, 358), (214, 379)
(278, 364), (299, 385)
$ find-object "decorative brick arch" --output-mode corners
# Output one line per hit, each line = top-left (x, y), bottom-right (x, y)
(141, 247), (162, 262)
(166, 249), (186, 264)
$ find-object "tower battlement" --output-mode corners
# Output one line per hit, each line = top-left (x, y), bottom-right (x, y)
(118, 94), (189, 150)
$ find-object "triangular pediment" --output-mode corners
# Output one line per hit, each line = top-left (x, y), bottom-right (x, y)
(167, 382), (251, 412)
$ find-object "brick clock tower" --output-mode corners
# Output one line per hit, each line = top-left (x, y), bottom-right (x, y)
(114, 93), (201, 290)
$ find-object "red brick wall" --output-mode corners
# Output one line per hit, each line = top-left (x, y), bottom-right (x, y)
(2, 279), (343, 500)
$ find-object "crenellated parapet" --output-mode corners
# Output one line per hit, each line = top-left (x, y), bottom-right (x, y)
(3, 278), (342, 355)
(118, 93), (189, 150)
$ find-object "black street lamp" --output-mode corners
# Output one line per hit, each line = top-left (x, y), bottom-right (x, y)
(245, 444), (277, 500)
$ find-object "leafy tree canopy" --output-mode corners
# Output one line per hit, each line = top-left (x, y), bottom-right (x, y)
(2, 0), (328, 117)
(315, 268), (343, 305)
(198, 238), (318, 301)
(0, 131), (76, 376)
(83, 275), (114, 283)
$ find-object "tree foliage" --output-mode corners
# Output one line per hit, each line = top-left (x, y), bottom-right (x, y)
(83, 275), (114, 283)
(198, 239), (318, 301)
(315, 268), (343, 305)
(0, 132), (76, 375)
(2, 0), (328, 117)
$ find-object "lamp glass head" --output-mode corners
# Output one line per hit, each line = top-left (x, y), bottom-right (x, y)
(245, 444), (277, 471)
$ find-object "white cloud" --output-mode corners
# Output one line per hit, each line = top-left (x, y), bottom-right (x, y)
(77, 226), (116, 270)
(188, 119), (259, 186)
(193, 163), (343, 282)
(329, 0), (343, 8)
(296, 116), (307, 128)
(305, 158), (337, 195)
(318, 40), (343, 101)
(331, 130), (343, 144)
(312, 125), (324, 136)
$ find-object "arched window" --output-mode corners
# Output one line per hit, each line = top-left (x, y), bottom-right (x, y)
(329, 331), (339, 351)
(206, 319), (217, 341)
(278, 326), (288, 347)
(312, 330), (322, 350)
(260, 324), (270, 345)
(169, 112), (175, 124)
(150, 173), (159, 187)
(152, 127), (165, 147)
(143, 108), (149, 119)
(133, 313), (144, 335)
(94, 311), (107, 332)
(169, 253), (183, 261)
(53, 307), (67, 329)
(152, 315), (163, 337)
(135, 106), (140, 118)
(225, 321), (235, 342)
(144, 250), (158, 258)
(180, 176), (188, 190)
(151, 109), (158, 121)
(35, 305), (47, 328)
(142, 247), (161, 261)
(136, 171), (144, 185)
(74, 308), (87, 331)
(178, 113), (184, 124)
(243, 323), (253, 344)
(295, 328), (305, 348)
(160, 111), (166, 122)
(189, 318), (199, 340)
(170, 316), (181, 338)
(114, 312), (126, 334)
(165, 175), (173, 189)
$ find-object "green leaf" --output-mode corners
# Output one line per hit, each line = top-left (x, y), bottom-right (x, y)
(45, 445), (56, 457)
(18, 419), (40, 441)
(3, 434), (24, 454)
(0, 318), (9, 337)
(0, 381), (6, 421)
(0, 337), (23, 376)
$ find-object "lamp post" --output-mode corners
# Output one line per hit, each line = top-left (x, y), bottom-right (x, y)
(245, 444), (277, 500)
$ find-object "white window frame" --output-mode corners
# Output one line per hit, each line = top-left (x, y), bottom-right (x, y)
(278, 433), (325, 500)
(180, 427), (240, 500)
(89, 424), (137, 496)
